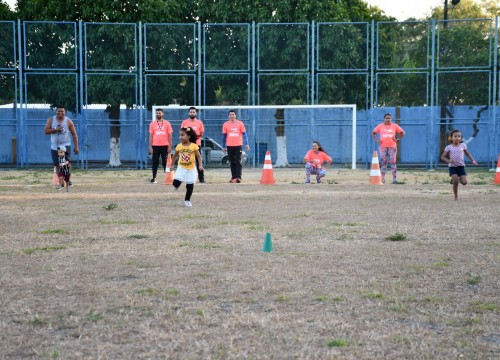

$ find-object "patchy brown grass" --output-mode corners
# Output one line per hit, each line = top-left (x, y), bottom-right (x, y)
(0, 168), (499, 359)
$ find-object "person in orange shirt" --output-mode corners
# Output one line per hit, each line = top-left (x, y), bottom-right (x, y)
(181, 107), (205, 183)
(371, 113), (405, 184)
(148, 108), (173, 184)
(222, 110), (250, 183)
(303, 141), (332, 184)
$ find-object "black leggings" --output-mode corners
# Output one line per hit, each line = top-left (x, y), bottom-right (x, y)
(227, 145), (242, 180)
(173, 179), (194, 201)
(152, 146), (168, 178)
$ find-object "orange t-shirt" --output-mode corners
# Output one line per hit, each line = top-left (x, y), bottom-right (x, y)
(222, 120), (246, 147)
(373, 123), (404, 148)
(149, 120), (173, 146)
(304, 150), (332, 168)
(181, 118), (204, 146)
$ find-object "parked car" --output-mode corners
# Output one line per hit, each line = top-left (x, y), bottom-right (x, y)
(171, 137), (247, 166)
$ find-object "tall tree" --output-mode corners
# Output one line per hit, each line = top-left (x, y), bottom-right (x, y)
(17, 0), (189, 167)
(190, 0), (389, 166)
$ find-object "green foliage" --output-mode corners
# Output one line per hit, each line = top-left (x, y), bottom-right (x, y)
(0, 1), (15, 20)
(326, 339), (350, 347)
(103, 203), (117, 211)
(386, 232), (407, 241)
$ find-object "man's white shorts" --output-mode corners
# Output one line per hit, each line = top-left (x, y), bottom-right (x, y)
(174, 167), (197, 184)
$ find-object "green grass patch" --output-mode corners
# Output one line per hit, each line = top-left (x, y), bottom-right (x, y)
(469, 301), (498, 313)
(136, 288), (156, 296)
(87, 311), (102, 322)
(165, 288), (180, 296)
(392, 335), (411, 344)
(23, 245), (67, 255)
(362, 291), (384, 300)
(31, 315), (46, 326)
(433, 257), (451, 267)
(386, 232), (406, 241)
(103, 203), (118, 211)
(424, 295), (444, 303)
(465, 272), (481, 285)
(315, 295), (329, 302)
(326, 339), (349, 348)
(41, 229), (67, 235)
(276, 294), (288, 303)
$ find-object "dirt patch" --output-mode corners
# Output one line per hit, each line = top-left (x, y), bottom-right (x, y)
(0, 168), (499, 359)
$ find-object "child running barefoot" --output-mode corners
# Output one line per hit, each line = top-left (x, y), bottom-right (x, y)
(441, 129), (477, 200)
(170, 127), (204, 207)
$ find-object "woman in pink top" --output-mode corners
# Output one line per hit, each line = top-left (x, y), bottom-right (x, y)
(303, 141), (332, 184)
(371, 113), (405, 184)
(440, 129), (477, 200)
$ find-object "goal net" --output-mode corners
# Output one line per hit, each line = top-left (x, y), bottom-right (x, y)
(151, 105), (357, 169)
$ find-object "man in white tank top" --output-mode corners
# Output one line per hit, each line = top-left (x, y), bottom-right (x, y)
(44, 107), (79, 184)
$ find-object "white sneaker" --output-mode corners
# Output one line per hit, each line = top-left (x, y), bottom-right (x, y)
(184, 200), (192, 207)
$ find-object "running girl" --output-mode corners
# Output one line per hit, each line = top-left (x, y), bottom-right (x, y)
(170, 127), (204, 207)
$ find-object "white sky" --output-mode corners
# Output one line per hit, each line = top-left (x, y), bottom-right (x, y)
(4, 0), (14, 10)
(364, 0), (449, 21)
(3, 0), (461, 21)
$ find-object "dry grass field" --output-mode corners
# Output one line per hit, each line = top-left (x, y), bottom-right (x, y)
(0, 167), (499, 359)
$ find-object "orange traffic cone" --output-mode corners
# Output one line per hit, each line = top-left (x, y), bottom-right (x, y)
(494, 154), (500, 185)
(162, 154), (174, 185)
(52, 171), (59, 186)
(369, 150), (383, 185)
(260, 151), (275, 185)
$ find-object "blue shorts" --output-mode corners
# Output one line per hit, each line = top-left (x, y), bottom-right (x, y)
(51, 146), (72, 166)
(449, 166), (466, 177)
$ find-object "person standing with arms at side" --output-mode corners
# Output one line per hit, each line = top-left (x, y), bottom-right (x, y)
(222, 110), (250, 183)
(181, 106), (205, 183)
(371, 113), (405, 184)
(44, 106), (79, 186)
(148, 108), (173, 183)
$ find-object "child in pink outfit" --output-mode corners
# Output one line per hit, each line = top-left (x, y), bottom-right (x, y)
(441, 129), (477, 200)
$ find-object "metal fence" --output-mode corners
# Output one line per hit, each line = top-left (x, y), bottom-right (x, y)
(0, 18), (498, 169)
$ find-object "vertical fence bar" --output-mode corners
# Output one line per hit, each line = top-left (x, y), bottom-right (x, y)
(17, 19), (24, 167)
(429, 19), (436, 170)
(78, 20), (85, 169)
(369, 20), (375, 165)
(197, 22), (202, 107)
(252, 21), (256, 107)
(492, 16), (498, 169)
(311, 20), (315, 104)
(138, 22), (144, 169)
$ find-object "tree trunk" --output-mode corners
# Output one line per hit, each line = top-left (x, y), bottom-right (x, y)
(107, 104), (122, 168)
(274, 108), (289, 167)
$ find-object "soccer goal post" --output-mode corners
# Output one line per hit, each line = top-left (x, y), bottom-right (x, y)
(151, 104), (357, 169)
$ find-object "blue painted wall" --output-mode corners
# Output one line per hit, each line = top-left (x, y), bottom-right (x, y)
(1, 105), (497, 167)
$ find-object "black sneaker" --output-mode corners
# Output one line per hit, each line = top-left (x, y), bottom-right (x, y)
(68, 181), (73, 187)
(150, 178), (157, 184)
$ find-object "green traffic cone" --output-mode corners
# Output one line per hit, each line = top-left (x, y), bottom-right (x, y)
(262, 232), (273, 252)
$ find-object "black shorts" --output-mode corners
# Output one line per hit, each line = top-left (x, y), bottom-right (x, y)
(449, 166), (466, 177)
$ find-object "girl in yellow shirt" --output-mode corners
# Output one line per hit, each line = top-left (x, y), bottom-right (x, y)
(171, 127), (204, 207)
